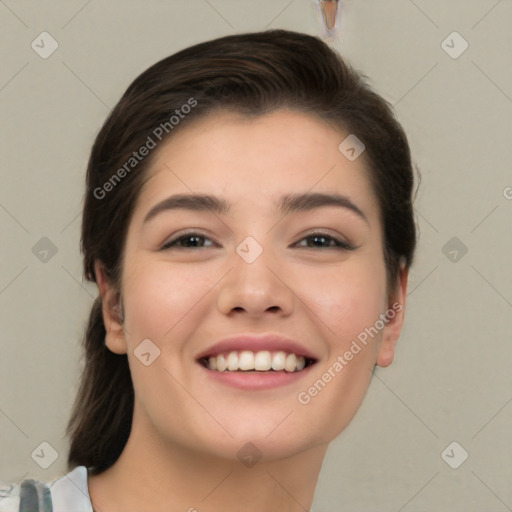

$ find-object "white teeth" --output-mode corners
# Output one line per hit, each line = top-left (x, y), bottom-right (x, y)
(284, 353), (297, 372)
(254, 351), (272, 371)
(271, 351), (286, 371)
(205, 350), (311, 373)
(227, 351), (239, 371)
(238, 350), (255, 370)
(208, 356), (217, 371)
(216, 354), (227, 372)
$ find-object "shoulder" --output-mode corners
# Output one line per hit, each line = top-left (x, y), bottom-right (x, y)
(0, 479), (22, 512)
(0, 481), (19, 512)
(0, 466), (93, 512)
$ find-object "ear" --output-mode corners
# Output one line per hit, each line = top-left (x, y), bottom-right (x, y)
(376, 261), (409, 367)
(94, 260), (127, 355)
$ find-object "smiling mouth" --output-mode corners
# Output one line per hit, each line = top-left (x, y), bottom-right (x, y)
(198, 350), (317, 373)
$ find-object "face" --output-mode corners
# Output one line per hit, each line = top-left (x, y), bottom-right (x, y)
(96, 109), (407, 462)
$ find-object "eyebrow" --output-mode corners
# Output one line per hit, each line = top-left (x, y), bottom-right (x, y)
(142, 192), (369, 226)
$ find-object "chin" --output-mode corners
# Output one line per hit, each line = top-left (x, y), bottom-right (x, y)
(192, 420), (326, 464)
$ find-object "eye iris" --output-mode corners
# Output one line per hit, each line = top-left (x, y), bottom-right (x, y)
(174, 234), (207, 247)
(186, 235), (202, 247)
(309, 235), (331, 247)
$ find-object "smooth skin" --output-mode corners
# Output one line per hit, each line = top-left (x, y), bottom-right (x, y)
(89, 109), (408, 512)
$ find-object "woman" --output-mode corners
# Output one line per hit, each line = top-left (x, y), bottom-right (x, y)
(1, 28), (417, 512)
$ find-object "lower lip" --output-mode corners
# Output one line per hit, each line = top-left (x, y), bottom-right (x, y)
(198, 362), (316, 390)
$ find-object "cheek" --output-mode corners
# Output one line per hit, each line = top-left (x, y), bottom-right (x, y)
(305, 258), (387, 350)
(121, 259), (206, 344)
(120, 260), (213, 417)
(294, 260), (387, 440)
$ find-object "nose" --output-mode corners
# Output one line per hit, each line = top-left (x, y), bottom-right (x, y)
(216, 242), (295, 319)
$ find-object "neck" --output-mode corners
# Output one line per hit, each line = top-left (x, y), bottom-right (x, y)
(88, 406), (328, 512)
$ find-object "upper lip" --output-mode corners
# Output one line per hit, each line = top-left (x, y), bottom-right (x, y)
(195, 333), (319, 361)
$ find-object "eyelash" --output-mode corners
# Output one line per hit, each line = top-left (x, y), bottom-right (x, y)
(161, 231), (356, 251)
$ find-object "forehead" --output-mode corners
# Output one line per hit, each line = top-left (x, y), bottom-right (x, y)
(134, 109), (379, 222)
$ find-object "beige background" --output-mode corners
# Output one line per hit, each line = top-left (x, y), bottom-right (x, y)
(1, 1), (511, 510)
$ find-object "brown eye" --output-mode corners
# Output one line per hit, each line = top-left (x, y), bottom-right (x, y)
(295, 233), (355, 251)
(161, 233), (216, 250)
